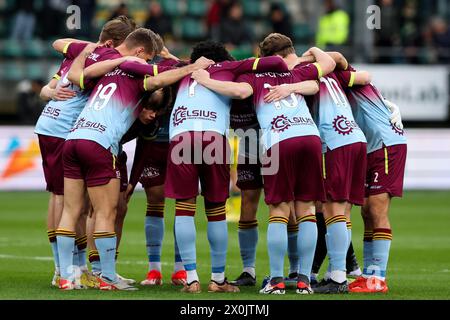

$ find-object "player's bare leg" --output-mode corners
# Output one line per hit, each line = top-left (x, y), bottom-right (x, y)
(87, 178), (136, 290)
(232, 188), (261, 286)
(55, 178), (86, 289)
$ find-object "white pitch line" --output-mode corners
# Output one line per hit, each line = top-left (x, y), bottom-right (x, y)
(0, 254), (239, 269)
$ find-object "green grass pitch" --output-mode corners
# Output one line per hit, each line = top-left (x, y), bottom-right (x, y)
(0, 191), (449, 300)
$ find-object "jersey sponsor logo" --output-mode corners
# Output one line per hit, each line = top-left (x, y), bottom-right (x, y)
(270, 115), (315, 133)
(88, 52), (100, 62)
(391, 124), (405, 136)
(41, 106), (61, 119)
(255, 72), (291, 78)
(104, 68), (135, 78)
(332, 115), (359, 135)
(140, 165), (161, 179)
(70, 117), (107, 133)
(172, 106), (218, 127)
(237, 169), (255, 183)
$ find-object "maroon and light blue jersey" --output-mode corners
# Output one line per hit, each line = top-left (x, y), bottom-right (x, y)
(35, 44), (120, 139)
(169, 57), (288, 139)
(237, 63), (322, 150)
(67, 65), (149, 156)
(336, 65), (407, 153)
(308, 71), (366, 152)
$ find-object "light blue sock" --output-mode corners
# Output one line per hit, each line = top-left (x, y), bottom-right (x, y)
(297, 220), (317, 280)
(50, 241), (60, 270)
(175, 216), (197, 272)
(145, 216), (164, 269)
(56, 234), (75, 280)
(94, 235), (117, 282)
(347, 228), (352, 249)
(174, 224), (182, 263)
(363, 231), (373, 275)
(326, 220), (348, 273)
(72, 244), (79, 267)
(267, 221), (288, 279)
(207, 220), (228, 274)
(91, 259), (101, 274)
(370, 240), (390, 279)
(238, 226), (258, 268)
(287, 230), (299, 274)
(370, 229), (392, 280)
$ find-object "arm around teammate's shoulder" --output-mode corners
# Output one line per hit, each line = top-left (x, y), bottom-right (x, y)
(191, 69), (253, 100)
(352, 71), (371, 86)
(144, 56), (214, 92)
(303, 47), (336, 77)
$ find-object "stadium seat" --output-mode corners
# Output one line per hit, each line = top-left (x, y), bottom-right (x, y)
(161, 0), (185, 17)
(0, 40), (22, 58)
(26, 62), (45, 80)
(293, 23), (313, 44)
(181, 19), (206, 41)
(242, 0), (265, 18)
(24, 40), (45, 58)
(186, 0), (207, 17)
(230, 44), (254, 60)
(2, 62), (25, 81)
(295, 45), (310, 56)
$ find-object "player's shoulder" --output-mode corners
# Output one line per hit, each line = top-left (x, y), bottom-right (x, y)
(94, 47), (120, 58)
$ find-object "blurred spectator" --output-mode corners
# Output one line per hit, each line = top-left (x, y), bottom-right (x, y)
(315, 0), (349, 50)
(375, 0), (400, 63)
(399, 0), (422, 64)
(206, 0), (234, 41)
(10, 0), (37, 41)
(219, 2), (253, 48)
(108, 3), (129, 21)
(40, 0), (72, 40)
(269, 3), (293, 39)
(429, 16), (450, 64)
(73, 0), (97, 39)
(16, 79), (45, 125)
(144, 1), (173, 39)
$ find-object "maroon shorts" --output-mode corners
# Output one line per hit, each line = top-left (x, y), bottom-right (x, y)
(324, 142), (367, 206)
(38, 134), (65, 195)
(117, 151), (128, 192)
(263, 136), (326, 204)
(165, 131), (230, 202)
(366, 144), (407, 198)
(139, 142), (169, 188)
(236, 162), (263, 190)
(63, 139), (121, 188)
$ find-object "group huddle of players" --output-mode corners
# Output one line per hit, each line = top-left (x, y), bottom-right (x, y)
(35, 15), (407, 294)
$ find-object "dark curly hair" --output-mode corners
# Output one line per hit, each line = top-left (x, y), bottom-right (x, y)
(190, 40), (235, 63)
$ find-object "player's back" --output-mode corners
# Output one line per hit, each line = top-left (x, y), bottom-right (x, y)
(68, 65), (147, 155)
(309, 71), (366, 152)
(35, 46), (121, 139)
(237, 70), (320, 150)
(169, 62), (238, 139)
(344, 71), (406, 153)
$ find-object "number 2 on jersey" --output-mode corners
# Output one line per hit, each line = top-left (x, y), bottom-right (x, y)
(88, 83), (117, 111)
